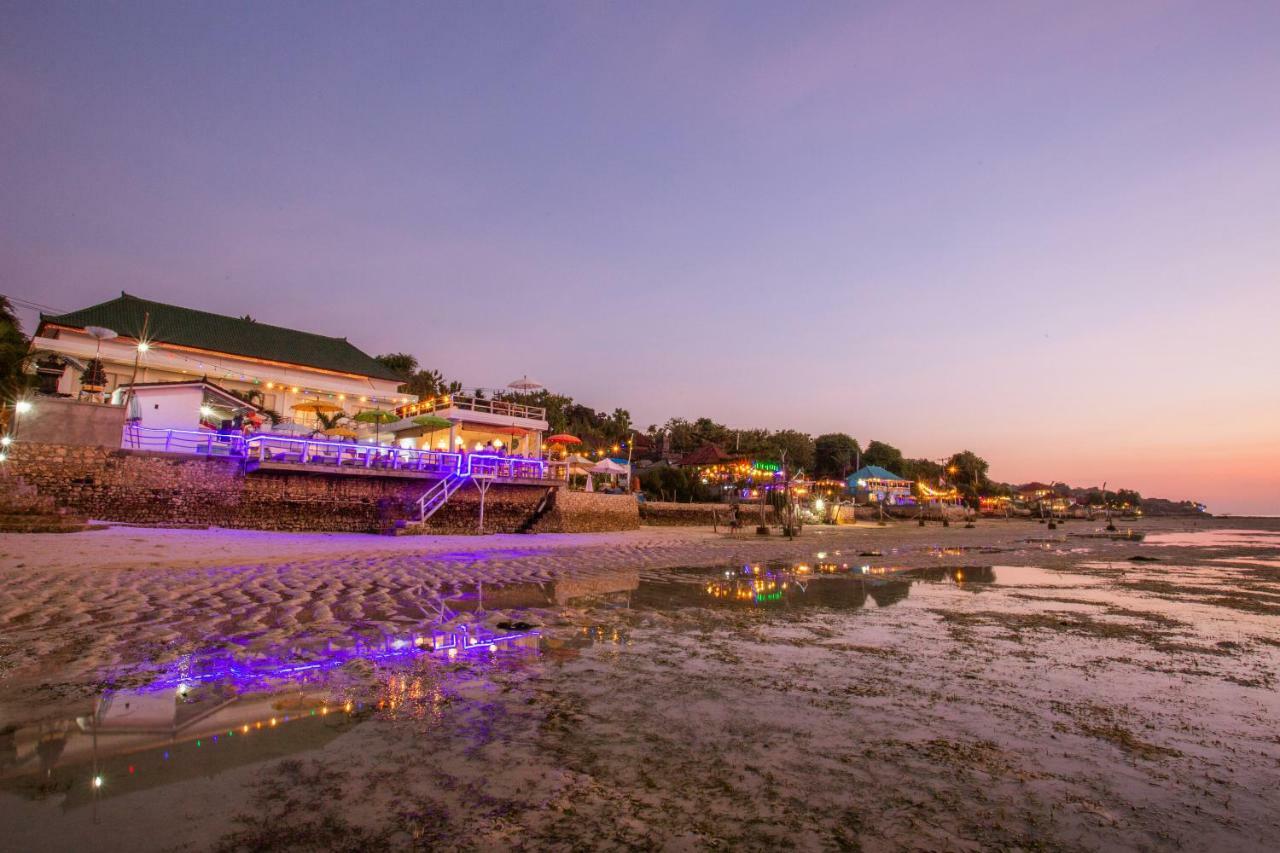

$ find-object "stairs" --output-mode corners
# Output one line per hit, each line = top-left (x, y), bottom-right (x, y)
(384, 474), (466, 535)
(516, 487), (557, 534)
(419, 473), (465, 521)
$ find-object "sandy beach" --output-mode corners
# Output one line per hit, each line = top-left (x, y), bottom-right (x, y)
(1, 516), (1278, 850)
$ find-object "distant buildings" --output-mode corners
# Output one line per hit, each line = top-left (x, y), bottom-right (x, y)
(846, 465), (914, 505)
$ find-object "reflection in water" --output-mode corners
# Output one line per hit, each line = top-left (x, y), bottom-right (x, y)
(628, 562), (997, 613)
(1144, 529), (1280, 548)
(0, 622), (541, 809)
(0, 558), (1010, 816)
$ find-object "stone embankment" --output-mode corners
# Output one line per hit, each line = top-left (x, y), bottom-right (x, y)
(6, 443), (638, 535)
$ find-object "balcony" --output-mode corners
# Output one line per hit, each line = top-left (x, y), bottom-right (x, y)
(397, 394), (547, 422)
(120, 424), (563, 483)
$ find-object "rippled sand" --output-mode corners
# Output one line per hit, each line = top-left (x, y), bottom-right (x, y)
(1, 517), (1278, 850)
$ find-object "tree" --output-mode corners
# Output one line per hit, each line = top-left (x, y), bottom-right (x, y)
(900, 457), (943, 484)
(945, 450), (991, 500)
(0, 296), (34, 405)
(861, 440), (905, 475)
(814, 433), (860, 479)
(766, 430), (815, 475)
(1115, 488), (1142, 508)
(374, 352), (419, 380)
(315, 410), (347, 432)
(228, 388), (282, 425)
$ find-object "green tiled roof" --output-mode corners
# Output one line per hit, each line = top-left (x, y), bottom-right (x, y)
(39, 292), (403, 382)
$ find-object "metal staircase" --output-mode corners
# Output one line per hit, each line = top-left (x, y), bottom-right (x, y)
(417, 473), (466, 522)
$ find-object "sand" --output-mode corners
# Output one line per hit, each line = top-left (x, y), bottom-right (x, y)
(1, 516), (1278, 850)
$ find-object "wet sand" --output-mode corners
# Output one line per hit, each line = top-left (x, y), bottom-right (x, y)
(1, 516), (1278, 850)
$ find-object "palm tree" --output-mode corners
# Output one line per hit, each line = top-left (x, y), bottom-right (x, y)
(227, 388), (282, 425)
(315, 410), (347, 432)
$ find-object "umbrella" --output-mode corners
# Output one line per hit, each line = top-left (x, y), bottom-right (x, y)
(412, 414), (452, 449)
(323, 427), (358, 438)
(272, 421), (316, 436)
(547, 434), (581, 445)
(507, 375), (544, 392)
(354, 409), (397, 443)
(590, 458), (630, 475)
(291, 400), (343, 414)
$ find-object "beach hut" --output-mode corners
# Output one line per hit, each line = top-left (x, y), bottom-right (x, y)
(846, 465), (914, 505)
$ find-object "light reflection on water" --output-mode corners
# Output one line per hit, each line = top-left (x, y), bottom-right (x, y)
(0, 558), (1082, 821)
(0, 623), (542, 811)
(1144, 529), (1280, 548)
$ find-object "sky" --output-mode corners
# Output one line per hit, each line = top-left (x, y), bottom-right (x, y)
(2, 1), (1278, 514)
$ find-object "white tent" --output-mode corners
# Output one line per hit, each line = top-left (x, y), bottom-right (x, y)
(589, 459), (629, 476)
(565, 454), (595, 477)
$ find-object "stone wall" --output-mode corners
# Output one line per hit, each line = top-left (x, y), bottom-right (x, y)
(535, 490), (639, 533)
(639, 501), (775, 527)
(18, 397), (124, 448)
(4, 443), (639, 535)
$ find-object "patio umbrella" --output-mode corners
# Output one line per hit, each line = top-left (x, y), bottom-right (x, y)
(323, 427), (358, 438)
(272, 421), (316, 436)
(412, 414), (452, 449)
(354, 409), (397, 444)
(291, 400), (343, 414)
(507, 375), (544, 392)
(547, 434), (581, 446)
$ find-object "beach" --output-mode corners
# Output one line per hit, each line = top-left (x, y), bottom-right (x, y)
(1, 516), (1278, 850)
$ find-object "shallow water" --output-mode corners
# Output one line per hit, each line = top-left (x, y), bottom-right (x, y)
(2, 524), (1279, 851)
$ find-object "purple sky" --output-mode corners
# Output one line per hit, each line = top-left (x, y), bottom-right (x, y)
(3, 2), (1278, 514)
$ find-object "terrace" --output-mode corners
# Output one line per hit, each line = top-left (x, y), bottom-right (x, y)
(121, 424), (564, 484)
(399, 394), (547, 422)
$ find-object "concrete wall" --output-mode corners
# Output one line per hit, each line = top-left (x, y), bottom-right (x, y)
(17, 397), (124, 448)
(130, 385), (204, 432)
(4, 443), (636, 535)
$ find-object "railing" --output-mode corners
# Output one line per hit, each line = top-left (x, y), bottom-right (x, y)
(123, 424), (248, 456)
(121, 424), (558, 481)
(399, 395), (546, 421)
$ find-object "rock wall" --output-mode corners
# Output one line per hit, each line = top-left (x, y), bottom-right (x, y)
(3, 444), (637, 535)
(639, 501), (775, 527)
(535, 491), (639, 533)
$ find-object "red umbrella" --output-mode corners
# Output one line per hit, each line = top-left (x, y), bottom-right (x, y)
(547, 434), (582, 445)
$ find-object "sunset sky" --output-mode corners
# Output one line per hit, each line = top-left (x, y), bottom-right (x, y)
(3, 2), (1278, 514)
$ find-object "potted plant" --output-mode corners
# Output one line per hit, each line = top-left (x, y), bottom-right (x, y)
(80, 358), (107, 393)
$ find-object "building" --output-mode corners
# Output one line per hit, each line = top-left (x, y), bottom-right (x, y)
(30, 292), (408, 426)
(115, 379), (262, 433)
(390, 395), (550, 457)
(846, 465), (914, 505)
(1017, 482), (1054, 503)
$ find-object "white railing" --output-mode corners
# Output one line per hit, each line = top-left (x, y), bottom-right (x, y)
(417, 474), (465, 521)
(121, 424), (557, 480)
(122, 424), (247, 456)
(400, 395), (546, 421)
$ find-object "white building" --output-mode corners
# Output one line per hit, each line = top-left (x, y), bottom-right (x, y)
(30, 292), (408, 426)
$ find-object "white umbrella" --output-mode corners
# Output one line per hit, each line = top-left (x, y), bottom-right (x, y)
(85, 326), (119, 343)
(507, 375), (544, 391)
(589, 458), (629, 475)
(271, 421), (316, 436)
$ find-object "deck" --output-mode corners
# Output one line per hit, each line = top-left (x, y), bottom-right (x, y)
(121, 424), (566, 484)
